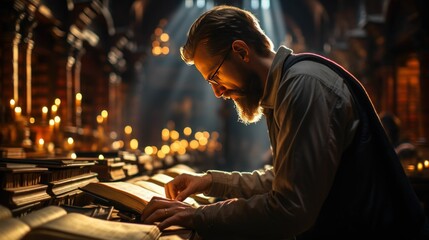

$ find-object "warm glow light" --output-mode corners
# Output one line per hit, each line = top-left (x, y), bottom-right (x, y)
(154, 27), (162, 36)
(424, 160), (429, 168)
(38, 138), (44, 145)
(162, 128), (170, 141)
(417, 162), (423, 171)
(96, 115), (103, 124)
(29, 117), (35, 124)
(194, 131), (203, 140)
(124, 125), (132, 135)
(152, 46), (162, 56)
(161, 46), (169, 55)
(160, 33), (169, 42)
(180, 139), (188, 148)
(101, 110), (108, 118)
(15, 106), (22, 114)
(49, 119), (55, 126)
(152, 146), (158, 155)
(161, 145), (170, 154)
(10, 99), (16, 107)
(170, 141), (180, 152)
(112, 140), (124, 150)
(130, 139), (139, 150)
(54, 98), (61, 106)
(203, 131), (210, 139)
(198, 137), (208, 146)
(54, 116), (61, 123)
(76, 93), (82, 101)
(144, 146), (154, 155)
(183, 127), (192, 136)
(177, 147), (186, 155)
(157, 151), (165, 159)
(407, 164), (415, 172)
(189, 140), (199, 149)
(42, 106), (48, 114)
(152, 41), (160, 47)
(98, 154), (104, 160)
(170, 130), (179, 140)
(51, 104), (58, 113)
(67, 137), (74, 144)
(70, 153), (77, 159)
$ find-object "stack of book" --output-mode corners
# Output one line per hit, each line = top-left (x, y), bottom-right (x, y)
(89, 157), (126, 182)
(0, 162), (51, 216)
(76, 151), (141, 181)
(0, 147), (26, 158)
(38, 158), (99, 206)
(0, 157), (99, 210)
(120, 151), (139, 178)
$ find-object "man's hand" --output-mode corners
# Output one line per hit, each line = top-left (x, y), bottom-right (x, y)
(140, 196), (197, 230)
(165, 173), (212, 201)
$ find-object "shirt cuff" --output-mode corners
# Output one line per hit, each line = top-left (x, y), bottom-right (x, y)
(204, 170), (232, 197)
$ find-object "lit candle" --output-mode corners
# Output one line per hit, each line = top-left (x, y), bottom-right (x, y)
(10, 99), (15, 111)
(54, 98), (61, 106)
(54, 116), (61, 130)
(101, 110), (108, 126)
(96, 115), (103, 125)
(49, 119), (54, 141)
(9, 99), (16, 121)
(51, 105), (58, 118)
(66, 137), (74, 151)
(14, 106), (22, 120)
(76, 93), (82, 109)
(42, 106), (48, 122)
(38, 138), (45, 151)
(417, 162), (423, 171)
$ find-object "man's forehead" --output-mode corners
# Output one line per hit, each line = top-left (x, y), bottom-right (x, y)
(193, 42), (213, 76)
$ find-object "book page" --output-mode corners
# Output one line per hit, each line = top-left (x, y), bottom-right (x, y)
(0, 205), (12, 220)
(99, 182), (164, 203)
(81, 182), (165, 213)
(23, 213), (160, 240)
(0, 218), (31, 240)
(134, 180), (199, 207)
(20, 206), (67, 229)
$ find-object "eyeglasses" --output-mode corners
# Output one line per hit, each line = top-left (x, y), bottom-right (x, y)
(206, 49), (230, 85)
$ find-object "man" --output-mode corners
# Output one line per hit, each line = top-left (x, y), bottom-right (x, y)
(141, 5), (428, 239)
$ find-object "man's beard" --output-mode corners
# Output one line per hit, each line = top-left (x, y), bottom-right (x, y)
(226, 73), (264, 125)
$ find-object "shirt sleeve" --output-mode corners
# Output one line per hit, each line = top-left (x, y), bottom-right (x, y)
(193, 69), (358, 238)
(204, 166), (274, 199)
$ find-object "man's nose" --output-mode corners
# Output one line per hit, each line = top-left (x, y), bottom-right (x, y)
(211, 84), (226, 98)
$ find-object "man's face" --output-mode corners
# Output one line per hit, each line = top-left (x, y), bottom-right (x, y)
(194, 43), (264, 125)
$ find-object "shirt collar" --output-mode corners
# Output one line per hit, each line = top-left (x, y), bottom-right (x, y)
(260, 46), (293, 110)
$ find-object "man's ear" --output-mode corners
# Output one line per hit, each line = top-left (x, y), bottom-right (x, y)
(231, 40), (249, 62)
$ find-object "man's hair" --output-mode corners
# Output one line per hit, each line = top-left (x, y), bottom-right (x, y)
(180, 5), (274, 65)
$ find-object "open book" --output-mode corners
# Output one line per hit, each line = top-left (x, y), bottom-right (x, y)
(80, 182), (166, 214)
(0, 205), (160, 240)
